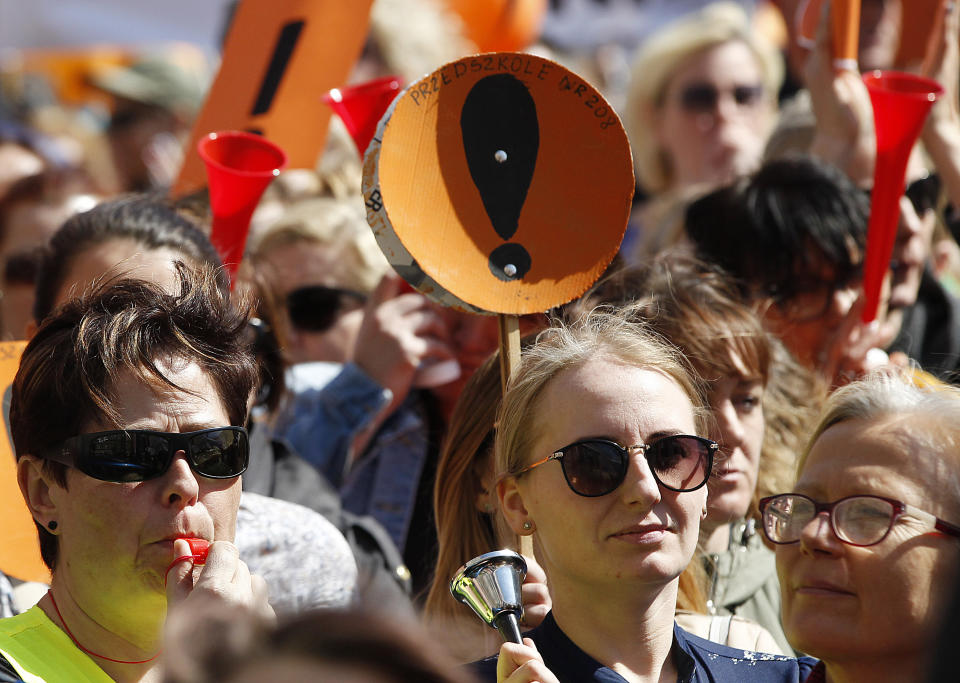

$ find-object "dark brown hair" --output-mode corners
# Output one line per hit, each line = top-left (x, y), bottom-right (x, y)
(11, 263), (258, 569)
(593, 254), (772, 388)
(684, 155), (868, 304)
(32, 194), (226, 322)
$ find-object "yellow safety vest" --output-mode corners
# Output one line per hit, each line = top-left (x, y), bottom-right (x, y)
(0, 606), (113, 682)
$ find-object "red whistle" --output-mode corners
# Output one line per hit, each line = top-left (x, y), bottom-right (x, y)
(185, 538), (210, 565)
(164, 538), (210, 585)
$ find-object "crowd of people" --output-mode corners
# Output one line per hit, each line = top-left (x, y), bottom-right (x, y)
(1, 0), (960, 681)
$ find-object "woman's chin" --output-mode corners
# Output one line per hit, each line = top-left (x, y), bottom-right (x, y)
(706, 495), (750, 526)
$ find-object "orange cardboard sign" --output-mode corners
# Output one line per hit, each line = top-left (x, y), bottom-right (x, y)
(173, 0), (374, 196)
(363, 53), (633, 315)
(0, 342), (49, 584)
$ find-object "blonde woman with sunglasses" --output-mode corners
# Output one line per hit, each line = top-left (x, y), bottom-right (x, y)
(472, 309), (816, 682)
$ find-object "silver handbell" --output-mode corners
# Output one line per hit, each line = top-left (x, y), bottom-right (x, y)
(450, 549), (527, 644)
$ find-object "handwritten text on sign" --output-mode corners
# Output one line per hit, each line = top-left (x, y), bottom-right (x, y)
(407, 54), (618, 130)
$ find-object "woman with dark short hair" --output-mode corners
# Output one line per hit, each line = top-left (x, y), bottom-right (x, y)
(0, 265), (272, 682)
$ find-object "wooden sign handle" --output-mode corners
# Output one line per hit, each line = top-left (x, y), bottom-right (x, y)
(498, 313), (521, 392)
(497, 313), (534, 558)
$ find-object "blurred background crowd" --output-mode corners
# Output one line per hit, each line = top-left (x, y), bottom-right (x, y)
(2, 0), (960, 681)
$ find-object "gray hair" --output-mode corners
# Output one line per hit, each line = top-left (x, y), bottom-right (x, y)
(799, 369), (960, 510)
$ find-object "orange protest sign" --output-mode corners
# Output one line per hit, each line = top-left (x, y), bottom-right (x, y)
(363, 53), (633, 315)
(173, 0), (374, 197)
(0, 342), (49, 584)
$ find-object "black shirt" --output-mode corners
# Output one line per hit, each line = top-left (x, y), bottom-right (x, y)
(470, 611), (818, 682)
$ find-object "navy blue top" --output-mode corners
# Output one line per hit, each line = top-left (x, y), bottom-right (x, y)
(470, 612), (818, 682)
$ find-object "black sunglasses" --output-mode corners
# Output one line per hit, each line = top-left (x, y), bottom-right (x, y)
(514, 435), (717, 497)
(905, 173), (941, 215)
(679, 83), (764, 113)
(286, 285), (367, 332)
(42, 427), (249, 483)
(861, 173), (942, 217)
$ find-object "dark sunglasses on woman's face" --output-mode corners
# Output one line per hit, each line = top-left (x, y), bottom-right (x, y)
(679, 83), (765, 113)
(862, 173), (942, 216)
(286, 285), (367, 332)
(42, 427), (249, 483)
(905, 173), (941, 215)
(514, 435), (717, 497)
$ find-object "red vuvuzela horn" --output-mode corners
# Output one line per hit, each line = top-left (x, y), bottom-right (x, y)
(861, 71), (942, 323)
(198, 131), (288, 284)
(323, 76), (402, 160)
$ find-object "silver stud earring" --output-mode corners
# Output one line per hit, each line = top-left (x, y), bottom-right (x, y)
(522, 521), (533, 531)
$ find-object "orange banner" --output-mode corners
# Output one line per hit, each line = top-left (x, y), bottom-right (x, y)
(173, 0), (374, 196)
(0, 342), (48, 584)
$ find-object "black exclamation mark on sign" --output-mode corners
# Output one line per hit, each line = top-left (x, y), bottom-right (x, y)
(461, 74), (539, 282)
(246, 20), (305, 135)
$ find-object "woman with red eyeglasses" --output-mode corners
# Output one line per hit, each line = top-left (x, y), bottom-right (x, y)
(761, 368), (960, 683)
(473, 309), (817, 682)
(0, 265), (273, 682)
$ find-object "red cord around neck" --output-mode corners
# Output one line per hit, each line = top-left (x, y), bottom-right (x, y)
(48, 590), (160, 665)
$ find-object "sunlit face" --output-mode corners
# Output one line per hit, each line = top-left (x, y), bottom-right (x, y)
(55, 238), (185, 310)
(776, 416), (960, 662)
(503, 355), (706, 597)
(257, 241), (366, 366)
(430, 309), (545, 417)
(655, 40), (772, 192)
(760, 252), (865, 370)
(703, 354), (764, 527)
(107, 104), (181, 191)
(47, 358), (241, 618)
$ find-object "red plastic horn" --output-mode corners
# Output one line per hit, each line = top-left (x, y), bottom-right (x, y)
(323, 76), (402, 159)
(198, 131), (288, 283)
(860, 71), (942, 323)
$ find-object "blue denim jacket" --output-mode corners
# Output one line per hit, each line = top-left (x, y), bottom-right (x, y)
(271, 362), (390, 487)
(269, 362), (428, 554)
(340, 396), (430, 555)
